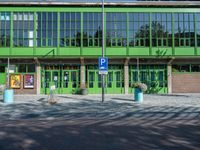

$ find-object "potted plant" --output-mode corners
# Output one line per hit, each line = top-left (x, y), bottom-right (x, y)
(131, 82), (147, 102)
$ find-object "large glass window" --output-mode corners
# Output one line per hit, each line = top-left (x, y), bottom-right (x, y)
(36, 12), (57, 47)
(129, 13), (149, 47)
(106, 13), (127, 47)
(60, 12), (81, 47)
(13, 12), (34, 47)
(174, 13), (195, 47)
(152, 13), (172, 47)
(83, 13), (102, 47)
(0, 12), (10, 47)
(196, 13), (200, 46)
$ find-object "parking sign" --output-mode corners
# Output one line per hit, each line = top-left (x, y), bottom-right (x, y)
(98, 57), (108, 74)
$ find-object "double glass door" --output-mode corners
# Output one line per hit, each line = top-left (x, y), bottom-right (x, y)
(87, 69), (124, 94)
(41, 66), (79, 94)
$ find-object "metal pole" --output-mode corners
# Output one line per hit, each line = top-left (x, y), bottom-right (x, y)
(137, 58), (139, 82)
(7, 58), (10, 88)
(102, 0), (105, 102)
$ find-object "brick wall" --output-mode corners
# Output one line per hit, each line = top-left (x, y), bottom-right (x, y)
(13, 73), (37, 94)
(172, 73), (200, 93)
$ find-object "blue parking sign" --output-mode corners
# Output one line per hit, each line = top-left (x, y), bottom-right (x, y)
(98, 57), (108, 74)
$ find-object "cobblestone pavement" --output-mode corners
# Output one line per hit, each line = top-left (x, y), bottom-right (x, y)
(0, 94), (200, 150)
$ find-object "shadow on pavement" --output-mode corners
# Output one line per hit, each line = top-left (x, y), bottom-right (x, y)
(0, 116), (199, 150)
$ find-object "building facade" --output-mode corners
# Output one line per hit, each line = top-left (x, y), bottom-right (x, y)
(1, 0), (200, 94)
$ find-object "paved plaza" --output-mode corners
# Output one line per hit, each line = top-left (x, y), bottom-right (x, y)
(0, 94), (200, 150)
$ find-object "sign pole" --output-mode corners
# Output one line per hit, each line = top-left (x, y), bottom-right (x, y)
(7, 58), (10, 88)
(102, 0), (105, 102)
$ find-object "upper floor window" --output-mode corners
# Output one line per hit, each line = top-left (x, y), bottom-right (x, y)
(83, 13), (102, 47)
(0, 12), (10, 47)
(174, 13), (195, 47)
(129, 13), (149, 47)
(36, 12), (57, 47)
(106, 13), (127, 47)
(13, 12), (34, 47)
(60, 12), (81, 47)
(152, 13), (172, 47)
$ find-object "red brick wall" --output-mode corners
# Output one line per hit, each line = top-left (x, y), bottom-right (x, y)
(12, 74), (37, 94)
(172, 73), (200, 93)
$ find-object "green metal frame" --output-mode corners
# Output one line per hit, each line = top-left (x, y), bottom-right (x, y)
(129, 65), (168, 94)
(1, 7), (200, 57)
(0, 65), (6, 85)
(87, 65), (124, 94)
(40, 65), (80, 94)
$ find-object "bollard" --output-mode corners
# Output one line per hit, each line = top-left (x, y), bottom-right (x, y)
(3, 89), (14, 103)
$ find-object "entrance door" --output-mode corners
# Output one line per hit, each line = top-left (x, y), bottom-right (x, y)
(0, 65), (6, 85)
(87, 68), (124, 94)
(87, 70), (102, 94)
(43, 70), (60, 94)
(106, 70), (124, 94)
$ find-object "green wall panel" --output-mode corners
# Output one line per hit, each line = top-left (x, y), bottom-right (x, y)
(0, 73), (6, 85)
(82, 48), (101, 56)
(0, 48), (10, 56)
(35, 48), (57, 56)
(152, 48), (173, 56)
(197, 48), (200, 55)
(174, 48), (195, 56)
(12, 48), (34, 56)
(2, 7), (200, 13)
(59, 48), (81, 56)
(106, 48), (127, 56)
(129, 48), (150, 56)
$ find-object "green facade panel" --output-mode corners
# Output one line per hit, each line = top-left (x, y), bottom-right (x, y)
(0, 48), (10, 56)
(12, 48), (34, 56)
(174, 48), (195, 56)
(129, 48), (150, 56)
(82, 48), (101, 56)
(35, 48), (58, 56)
(151, 48), (173, 56)
(106, 48), (127, 56)
(59, 48), (81, 56)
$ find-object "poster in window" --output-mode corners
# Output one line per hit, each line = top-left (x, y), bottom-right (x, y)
(10, 74), (21, 89)
(24, 74), (34, 89)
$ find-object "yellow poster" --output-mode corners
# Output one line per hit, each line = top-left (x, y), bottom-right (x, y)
(10, 74), (21, 89)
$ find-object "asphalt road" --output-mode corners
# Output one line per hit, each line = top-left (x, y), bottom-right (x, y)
(0, 94), (200, 150)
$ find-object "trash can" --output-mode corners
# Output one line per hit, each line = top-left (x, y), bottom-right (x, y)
(3, 89), (14, 103)
(134, 88), (143, 102)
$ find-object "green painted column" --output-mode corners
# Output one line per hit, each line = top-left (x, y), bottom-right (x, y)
(57, 12), (60, 55)
(127, 12), (129, 56)
(149, 13), (152, 55)
(172, 13), (175, 55)
(34, 12), (36, 55)
(194, 13), (197, 55)
(10, 12), (13, 55)
(81, 12), (83, 56)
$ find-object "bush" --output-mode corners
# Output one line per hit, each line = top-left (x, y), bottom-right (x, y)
(131, 82), (147, 92)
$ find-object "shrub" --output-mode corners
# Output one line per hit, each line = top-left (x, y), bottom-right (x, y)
(131, 82), (147, 92)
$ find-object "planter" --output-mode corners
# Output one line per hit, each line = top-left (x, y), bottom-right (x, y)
(134, 88), (143, 102)
(3, 89), (14, 103)
(80, 88), (88, 95)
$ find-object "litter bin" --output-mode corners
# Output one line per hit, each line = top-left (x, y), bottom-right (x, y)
(134, 88), (143, 102)
(3, 89), (14, 103)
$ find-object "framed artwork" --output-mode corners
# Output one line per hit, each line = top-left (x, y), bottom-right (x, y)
(24, 74), (34, 89)
(10, 74), (21, 89)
